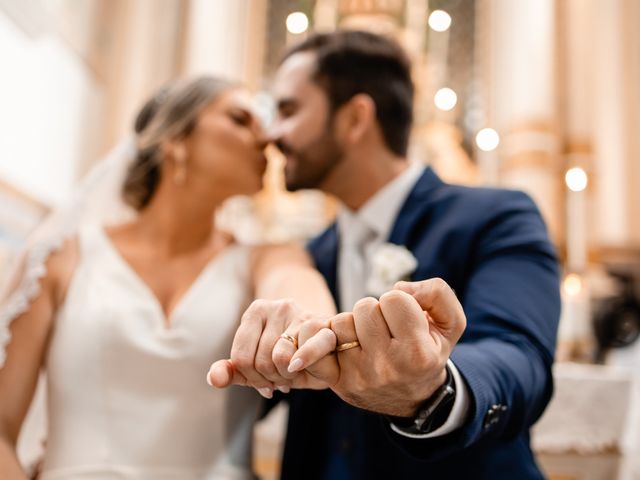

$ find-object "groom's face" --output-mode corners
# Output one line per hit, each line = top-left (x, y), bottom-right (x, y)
(269, 52), (344, 192)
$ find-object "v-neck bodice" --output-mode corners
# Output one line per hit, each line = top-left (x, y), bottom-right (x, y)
(42, 225), (261, 479)
(94, 226), (237, 328)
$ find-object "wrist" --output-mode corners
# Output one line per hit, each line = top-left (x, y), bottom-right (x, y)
(387, 364), (456, 434)
(403, 365), (449, 417)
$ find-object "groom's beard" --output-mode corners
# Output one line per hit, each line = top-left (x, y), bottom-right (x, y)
(277, 131), (344, 192)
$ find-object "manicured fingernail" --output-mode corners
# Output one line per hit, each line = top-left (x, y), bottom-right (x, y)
(276, 385), (291, 394)
(288, 358), (304, 373)
(257, 387), (273, 399)
(206, 369), (213, 386)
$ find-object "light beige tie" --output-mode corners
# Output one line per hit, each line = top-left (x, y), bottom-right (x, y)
(339, 218), (374, 312)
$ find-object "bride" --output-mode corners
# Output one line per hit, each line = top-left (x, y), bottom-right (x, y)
(0, 77), (335, 479)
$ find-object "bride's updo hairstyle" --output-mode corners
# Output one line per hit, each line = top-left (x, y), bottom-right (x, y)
(122, 76), (237, 210)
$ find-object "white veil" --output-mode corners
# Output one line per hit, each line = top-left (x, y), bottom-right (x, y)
(0, 136), (137, 367)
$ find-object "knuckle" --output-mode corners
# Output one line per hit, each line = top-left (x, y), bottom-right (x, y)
(274, 299), (289, 316)
(272, 348), (292, 368)
(298, 311), (312, 323)
(255, 357), (277, 377)
(379, 289), (407, 307)
(232, 355), (253, 373)
(331, 312), (354, 330)
(300, 310), (322, 325)
(239, 309), (255, 325)
(251, 298), (268, 310)
(299, 319), (331, 345)
(309, 317), (328, 332)
(379, 290), (414, 315)
(402, 342), (432, 370)
(412, 345), (436, 367)
(431, 277), (449, 295)
(320, 327), (337, 342)
(280, 298), (297, 312)
(353, 297), (378, 313)
(242, 301), (267, 323)
(317, 328), (337, 350)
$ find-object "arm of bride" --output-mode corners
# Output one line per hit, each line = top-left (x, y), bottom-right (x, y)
(0, 240), (77, 479)
(208, 243), (338, 394)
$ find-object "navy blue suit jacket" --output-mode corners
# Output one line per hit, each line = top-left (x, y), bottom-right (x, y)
(280, 168), (560, 479)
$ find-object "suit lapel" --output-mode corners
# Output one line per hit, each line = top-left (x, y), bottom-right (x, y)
(309, 167), (444, 302)
(308, 223), (341, 306)
(388, 167), (444, 246)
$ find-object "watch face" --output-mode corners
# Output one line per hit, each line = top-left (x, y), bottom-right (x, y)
(416, 385), (456, 433)
(416, 383), (456, 433)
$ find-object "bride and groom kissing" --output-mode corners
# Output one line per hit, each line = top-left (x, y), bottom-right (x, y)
(0, 30), (559, 480)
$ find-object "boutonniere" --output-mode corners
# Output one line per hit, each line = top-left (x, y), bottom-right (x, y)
(366, 243), (418, 297)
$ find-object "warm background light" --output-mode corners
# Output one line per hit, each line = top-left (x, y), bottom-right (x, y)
(286, 12), (309, 34)
(434, 87), (457, 111)
(428, 10), (452, 32)
(562, 273), (583, 297)
(565, 167), (588, 192)
(475, 128), (500, 152)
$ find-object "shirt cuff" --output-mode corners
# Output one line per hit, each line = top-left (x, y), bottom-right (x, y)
(390, 359), (470, 439)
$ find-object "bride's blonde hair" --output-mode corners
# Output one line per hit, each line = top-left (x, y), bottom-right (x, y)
(123, 76), (237, 210)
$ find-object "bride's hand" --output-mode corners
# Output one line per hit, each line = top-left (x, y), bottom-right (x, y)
(207, 299), (336, 396)
(210, 278), (465, 418)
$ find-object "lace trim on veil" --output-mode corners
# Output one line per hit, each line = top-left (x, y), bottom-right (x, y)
(0, 137), (136, 369)
(0, 237), (66, 367)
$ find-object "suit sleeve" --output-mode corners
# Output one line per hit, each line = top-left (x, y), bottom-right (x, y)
(388, 190), (561, 460)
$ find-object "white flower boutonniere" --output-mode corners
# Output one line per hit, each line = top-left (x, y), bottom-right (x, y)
(366, 243), (418, 297)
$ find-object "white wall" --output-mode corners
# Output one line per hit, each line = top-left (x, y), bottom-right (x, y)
(182, 0), (267, 90)
(0, 9), (102, 207)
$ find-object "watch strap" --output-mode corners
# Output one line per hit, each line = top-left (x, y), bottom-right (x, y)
(388, 364), (456, 435)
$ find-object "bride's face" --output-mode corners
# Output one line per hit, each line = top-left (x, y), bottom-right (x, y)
(184, 87), (267, 197)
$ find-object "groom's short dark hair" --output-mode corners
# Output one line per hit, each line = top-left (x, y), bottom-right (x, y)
(282, 30), (414, 157)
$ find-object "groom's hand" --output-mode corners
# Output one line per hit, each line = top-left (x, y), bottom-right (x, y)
(289, 278), (466, 417)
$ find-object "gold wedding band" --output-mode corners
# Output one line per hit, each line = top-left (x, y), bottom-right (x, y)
(335, 340), (360, 352)
(279, 333), (298, 348)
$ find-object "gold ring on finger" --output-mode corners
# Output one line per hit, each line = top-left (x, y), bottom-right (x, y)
(279, 333), (298, 349)
(335, 340), (360, 352)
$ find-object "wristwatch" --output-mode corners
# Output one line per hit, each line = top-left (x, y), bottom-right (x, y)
(388, 364), (456, 435)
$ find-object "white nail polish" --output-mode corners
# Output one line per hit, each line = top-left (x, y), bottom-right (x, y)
(205, 370), (213, 386)
(288, 358), (304, 373)
(257, 387), (273, 399)
(276, 385), (291, 394)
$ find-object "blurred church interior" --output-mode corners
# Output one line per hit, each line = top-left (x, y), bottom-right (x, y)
(0, 1), (639, 478)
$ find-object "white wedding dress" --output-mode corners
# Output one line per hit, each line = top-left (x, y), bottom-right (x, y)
(39, 226), (261, 480)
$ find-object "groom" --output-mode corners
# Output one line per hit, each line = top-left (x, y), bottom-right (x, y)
(212, 30), (560, 479)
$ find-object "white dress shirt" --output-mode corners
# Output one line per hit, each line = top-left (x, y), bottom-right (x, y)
(336, 162), (469, 438)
